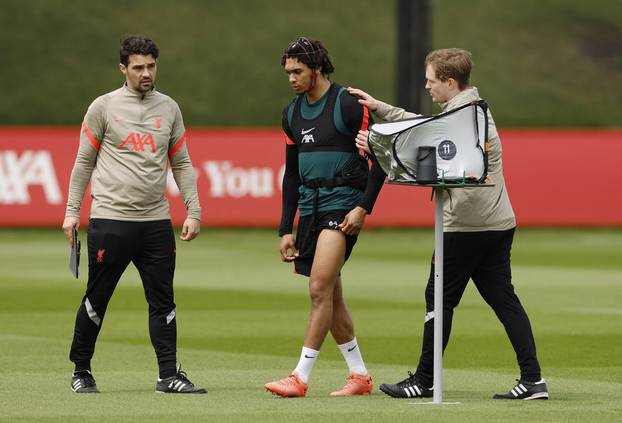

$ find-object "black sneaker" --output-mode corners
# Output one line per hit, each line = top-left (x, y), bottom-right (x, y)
(155, 365), (207, 394)
(493, 379), (549, 400)
(71, 370), (100, 393)
(379, 371), (433, 399)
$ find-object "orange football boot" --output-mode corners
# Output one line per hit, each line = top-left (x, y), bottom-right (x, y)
(330, 373), (373, 396)
(265, 372), (308, 398)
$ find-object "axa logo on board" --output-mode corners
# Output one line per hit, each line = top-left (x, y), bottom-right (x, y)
(0, 150), (284, 205)
(0, 150), (62, 205)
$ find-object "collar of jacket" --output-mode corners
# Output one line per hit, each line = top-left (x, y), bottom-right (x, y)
(122, 83), (156, 99)
(440, 86), (480, 112)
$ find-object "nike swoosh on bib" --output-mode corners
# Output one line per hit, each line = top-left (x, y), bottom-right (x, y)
(301, 127), (315, 135)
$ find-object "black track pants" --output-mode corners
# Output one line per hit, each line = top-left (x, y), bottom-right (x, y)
(69, 219), (178, 378)
(414, 229), (541, 386)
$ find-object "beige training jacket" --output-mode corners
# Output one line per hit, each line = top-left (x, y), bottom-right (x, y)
(66, 84), (201, 221)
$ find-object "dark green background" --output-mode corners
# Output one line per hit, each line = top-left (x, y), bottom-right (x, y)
(2, 0), (621, 127)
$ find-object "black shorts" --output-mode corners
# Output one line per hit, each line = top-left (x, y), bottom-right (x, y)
(294, 209), (357, 277)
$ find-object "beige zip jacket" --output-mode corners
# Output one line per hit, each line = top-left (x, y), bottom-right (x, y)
(66, 84), (201, 221)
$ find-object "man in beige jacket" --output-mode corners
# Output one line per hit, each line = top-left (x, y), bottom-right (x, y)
(348, 48), (547, 400)
(62, 36), (206, 394)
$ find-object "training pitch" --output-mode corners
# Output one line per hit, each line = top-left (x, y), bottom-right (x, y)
(1, 228), (621, 422)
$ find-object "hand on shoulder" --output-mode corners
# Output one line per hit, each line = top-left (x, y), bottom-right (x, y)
(347, 87), (378, 112)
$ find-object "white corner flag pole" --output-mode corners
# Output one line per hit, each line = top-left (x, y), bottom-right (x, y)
(433, 186), (444, 404)
(411, 184), (463, 406)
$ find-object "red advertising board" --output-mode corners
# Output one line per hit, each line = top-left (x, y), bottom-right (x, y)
(0, 127), (620, 227)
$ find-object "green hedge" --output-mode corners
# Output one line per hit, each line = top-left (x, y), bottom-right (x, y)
(2, 0), (621, 127)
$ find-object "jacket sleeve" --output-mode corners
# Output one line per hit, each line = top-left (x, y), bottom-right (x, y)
(374, 100), (420, 121)
(278, 110), (300, 236)
(168, 101), (201, 220)
(65, 96), (107, 218)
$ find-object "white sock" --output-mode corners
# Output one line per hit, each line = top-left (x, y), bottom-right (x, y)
(338, 337), (368, 375)
(293, 346), (319, 384)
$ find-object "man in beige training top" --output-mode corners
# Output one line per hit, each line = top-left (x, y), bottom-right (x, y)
(61, 35), (206, 394)
(349, 48), (548, 401)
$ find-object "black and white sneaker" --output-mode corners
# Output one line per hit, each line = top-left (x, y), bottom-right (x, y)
(155, 365), (207, 394)
(493, 379), (549, 400)
(71, 370), (100, 393)
(379, 371), (433, 399)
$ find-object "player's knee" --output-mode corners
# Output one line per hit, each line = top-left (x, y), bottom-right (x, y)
(308, 280), (333, 306)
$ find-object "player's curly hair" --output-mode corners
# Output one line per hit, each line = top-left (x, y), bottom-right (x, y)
(119, 35), (159, 66)
(281, 37), (335, 75)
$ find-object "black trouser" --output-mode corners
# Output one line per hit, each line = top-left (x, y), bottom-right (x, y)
(69, 219), (178, 379)
(414, 228), (541, 386)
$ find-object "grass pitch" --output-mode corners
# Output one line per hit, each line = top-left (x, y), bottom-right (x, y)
(1, 228), (621, 422)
